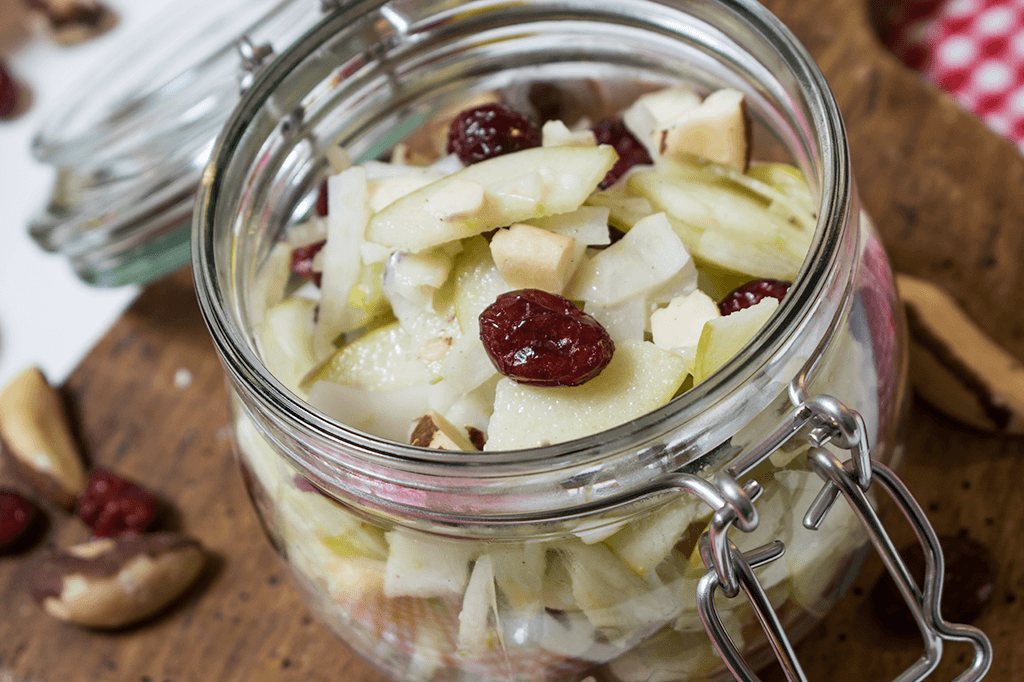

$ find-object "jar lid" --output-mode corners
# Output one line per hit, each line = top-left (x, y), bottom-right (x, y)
(28, 0), (331, 286)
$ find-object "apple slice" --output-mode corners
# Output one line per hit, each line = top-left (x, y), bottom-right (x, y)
(452, 235), (513, 334)
(559, 541), (682, 643)
(261, 297), (319, 393)
(695, 226), (808, 280)
(748, 162), (815, 208)
(382, 248), (462, 379)
(367, 171), (443, 212)
(307, 381), (431, 443)
(485, 340), (688, 450)
(604, 496), (709, 577)
(650, 290), (720, 374)
(541, 119), (597, 148)
(384, 529), (478, 598)
(692, 297), (779, 384)
(316, 166), (371, 356)
(366, 145), (617, 252)
(701, 159), (816, 233)
(250, 242), (292, 330)
(583, 296), (648, 343)
(607, 628), (723, 682)
(278, 485), (389, 561)
(566, 212), (695, 307)
(585, 184), (655, 231)
(457, 555), (502, 652)
(628, 168), (810, 279)
(301, 320), (430, 393)
(488, 543), (545, 614)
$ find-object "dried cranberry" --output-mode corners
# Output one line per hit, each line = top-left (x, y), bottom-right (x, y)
(0, 491), (38, 551)
(315, 179), (329, 217)
(718, 279), (791, 316)
(479, 289), (615, 387)
(592, 118), (651, 189)
(870, 533), (995, 634)
(77, 469), (157, 538)
(446, 104), (540, 164)
(0, 63), (17, 119)
(291, 239), (325, 284)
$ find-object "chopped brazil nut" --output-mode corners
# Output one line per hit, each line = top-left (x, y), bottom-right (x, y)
(410, 410), (479, 451)
(898, 273), (1024, 434)
(479, 289), (615, 387)
(30, 533), (206, 629)
(0, 366), (88, 508)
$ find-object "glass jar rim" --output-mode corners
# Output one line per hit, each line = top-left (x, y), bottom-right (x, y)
(193, 0), (853, 479)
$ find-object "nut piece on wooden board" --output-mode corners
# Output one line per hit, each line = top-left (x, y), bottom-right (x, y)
(0, 366), (88, 507)
(24, 0), (117, 46)
(29, 532), (206, 629)
(898, 273), (1024, 434)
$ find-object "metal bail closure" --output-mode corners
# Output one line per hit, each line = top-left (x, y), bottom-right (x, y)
(238, 35), (275, 95)
(691, 392), (993, 682)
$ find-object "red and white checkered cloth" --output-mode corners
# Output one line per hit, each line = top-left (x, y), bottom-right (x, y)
(882, 0), (1024, 150)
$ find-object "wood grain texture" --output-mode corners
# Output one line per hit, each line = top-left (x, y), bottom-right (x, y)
(2, 0), (1023, 680)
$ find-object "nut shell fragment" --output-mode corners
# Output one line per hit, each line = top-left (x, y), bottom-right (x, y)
(898, 274), (1024, 434)
(30, 533), (206, 629)
(0, 367), (87, 507)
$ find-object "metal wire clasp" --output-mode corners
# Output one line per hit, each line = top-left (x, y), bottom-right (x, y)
(691, 390), (993, 682)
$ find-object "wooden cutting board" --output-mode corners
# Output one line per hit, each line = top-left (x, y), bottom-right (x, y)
(3, 0), (1023, 680)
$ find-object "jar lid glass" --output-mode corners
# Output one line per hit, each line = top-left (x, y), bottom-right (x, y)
(28, 0), (331, 286)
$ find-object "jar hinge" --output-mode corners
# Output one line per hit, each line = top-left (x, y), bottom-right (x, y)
(674, 390), (992, 682)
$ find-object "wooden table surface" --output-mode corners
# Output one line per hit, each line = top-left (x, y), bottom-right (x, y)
(3, 0), (1024, 680)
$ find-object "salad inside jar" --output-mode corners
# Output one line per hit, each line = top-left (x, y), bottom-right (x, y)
(233, 79), (872, 682)
(256, 82), (816, 451)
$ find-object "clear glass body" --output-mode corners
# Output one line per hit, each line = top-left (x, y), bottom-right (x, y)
(29, 0), (324, 286)
(192, 1), (909, 681)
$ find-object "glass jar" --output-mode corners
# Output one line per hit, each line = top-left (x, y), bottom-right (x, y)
(191, 1), (991, 681)
(28, 0), (327, 286)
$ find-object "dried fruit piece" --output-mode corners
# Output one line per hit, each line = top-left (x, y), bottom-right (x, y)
(30, 533), (206, 629)
(0, 490), (39, 552)
(290, 239), (325, 283)
(0, 62), (17, 119)
(447, 104), (540, 164)
(315, 179), (329, 217)
(0, 367), (87, 508)
(592, 118), (652, 189)
(898, 273), (1024, 433)
(718, 278), (791, 316)
(479, 289), (615, 387)
(870, 534), (995, 635)
(77, 469), (157, 538)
